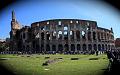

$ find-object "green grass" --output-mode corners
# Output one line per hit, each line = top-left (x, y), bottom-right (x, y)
(0, 54), (109, 75)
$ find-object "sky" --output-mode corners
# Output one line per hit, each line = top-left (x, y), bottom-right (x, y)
(0, 0), (120, 39)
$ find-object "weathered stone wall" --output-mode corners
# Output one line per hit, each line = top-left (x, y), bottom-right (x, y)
(30, 19), (115, 53)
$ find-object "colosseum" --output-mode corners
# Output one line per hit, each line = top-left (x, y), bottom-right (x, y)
(10, 11), (115, 54)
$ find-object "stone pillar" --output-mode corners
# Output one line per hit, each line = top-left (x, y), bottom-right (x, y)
(80, 30), (82, 41)
(86, 43), (88, 51)
(50, 44), (52, 51)
(56, 31), (58, 52)
(74, 30), (76, 42)
(86, 30), (88, 42)
(85, 30), (88, 51)
(91, 31), (93, 43)
(56, 44), (58, 52)
(75, 44), (77, 52)
(62, 26), (64, 40)
(39, 31), (41, 52)
(81, 44), (83, 51)
(68, 25), (70, 41)
(44, 31), (46, 52)
(69, 44), (71, 51)
(96, 43), (98, 51)
(56, 31), (58, 40)
(96, 31), (98, 42)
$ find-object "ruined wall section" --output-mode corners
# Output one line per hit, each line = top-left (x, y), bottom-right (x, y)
(31, 19), (115, 53)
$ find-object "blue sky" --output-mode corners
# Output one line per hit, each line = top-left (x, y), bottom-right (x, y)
(0, 0), (120, 39)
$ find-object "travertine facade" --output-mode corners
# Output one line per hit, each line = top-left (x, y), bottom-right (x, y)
(10, 11), (115, 53)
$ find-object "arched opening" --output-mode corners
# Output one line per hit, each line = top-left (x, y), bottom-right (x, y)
(36, 44), (39, 52)
(52, 31), (56, 40)
(76, 30), (80, 41)
(108, 45), (110, 50)
(93, 44), (97, 51)
(105, 44), (107, 51)
(101, 33), (103, 40)
(58, 31), (62, 40)
(52, 45), (56, 51)
(82, 31), (86, 40)
(70, 30), (74, 40)
(102, 44), (104, 51)
(46, 44), (50, 51)
(93, 32), (96, 40)
(97, 32), (100, 42)
(58, 44), (63, 51)
(64, 31), (68, 40)
(64, 25), (68, 40)
(41, 32), (44, 40)
(88, 31), (91, 41)
(88, 44), (92, 51)
(98, 44), (101, 51)
(32, 41), (35, 49)
(71, 44), (75, 51)
(41, 44), (44, 51)
(46, 32), (50, 40)
(83, 44), (86, 51)
(77, 44), (81, 51)
(46, 25), (50, 30)
(64, 44), (69, 51)
(111, 45), (115, 50)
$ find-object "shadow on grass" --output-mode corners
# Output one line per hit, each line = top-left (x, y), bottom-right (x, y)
(0, 65), (15, 75)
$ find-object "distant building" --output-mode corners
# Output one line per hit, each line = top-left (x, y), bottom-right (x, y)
(0, 39), (5, 42)
(9, 11), (115, 53)
(115, 38), (120, 49)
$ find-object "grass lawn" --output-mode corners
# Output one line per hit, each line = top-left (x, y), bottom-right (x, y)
(0, 54), (109, 75)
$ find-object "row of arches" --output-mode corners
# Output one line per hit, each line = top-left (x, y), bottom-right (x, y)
(39, 30), (114, 42)
(40, 44), (113, 51)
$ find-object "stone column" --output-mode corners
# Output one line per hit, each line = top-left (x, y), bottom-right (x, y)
(96, 31), (98, 42)
(50, 44), (52, 51)
(56, 44), (58, 52)
(39, 31), (41, 52)
(81, 44), (83, 51)
(56, 31), (58, 52)
(91, 31), (93, 43)
(74, 30), (76, 40)
(50, 31), (52, 51)
(80, 30), (82, 42)
(62, 25), (64, 40)
(69, 44), (71, 52)
(86, 30), (88, 42)
(99, 32), (101, 42)
(75, 44), (77, 52)
(44, 31), (46, 52)
(85, 30), (88, 51)
(68, 25), (70, 41)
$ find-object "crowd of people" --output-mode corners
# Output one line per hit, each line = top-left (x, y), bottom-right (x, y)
(106, 49), (120, 74)
(0, 50), (105, 55)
